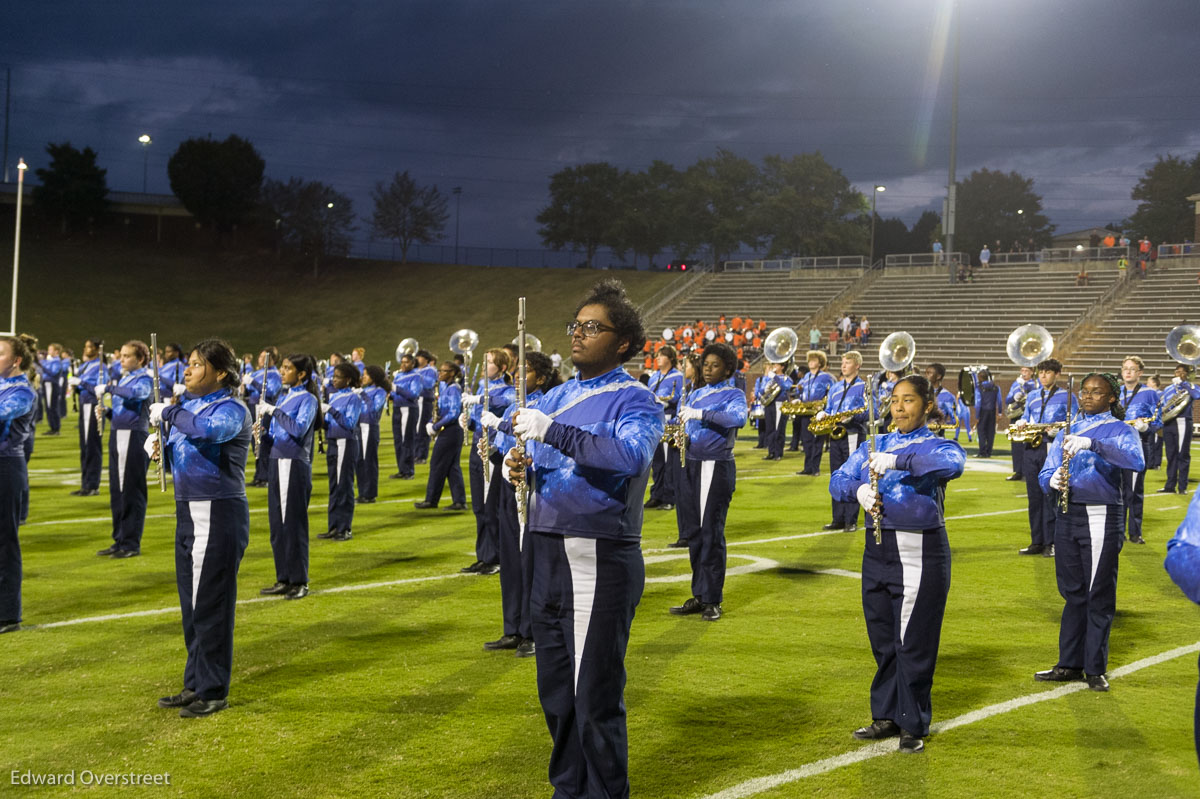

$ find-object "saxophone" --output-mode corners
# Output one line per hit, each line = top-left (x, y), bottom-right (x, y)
(809, 407), (865, 439)
(780, 398), (826, 417)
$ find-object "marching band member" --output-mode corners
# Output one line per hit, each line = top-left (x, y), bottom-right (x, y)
(158, 343), (186, 397)
(462, 348), (515, 575)
(1119, 356), (1160, 544)
(972, 368), (1000, 457)
(504, 279), (663, 799)
(150, 339), (252, 717)
(1146, 375), (1164, 470)
(1036, 372), (1146, 692)
(349, 347), (366, 375)
(414, 350), (438, 464)
(818, 352), (867, 532)
(831, 374), (965, 753)
(355, 364), (389, 504)
(761, 361), (792, 461)
(0, 336), (38, 634)
(669, 342), (747, 622)
(248, 348), (282, 488)
(389, 354), (422, 480)
(669, 352), (703, 550)
(1006, 366), (1037, 480)
(321, 362), (364, 542)
(96, 340), (154, 558)
(923, 363), (958, 437)
(1012, 358), (1071, 556)
(751, 364), (768, 449)
(482, 351), (562, 656)
(415, 360), (467, 510)
(797, 350), (834, 476)
(1164, 485), (1200, 764)
(36, 342), (64, 435)
(257, 354), (320, 600)
(1160, 364), (1200, 494)
(644, 346), (684, 511)
(67, 338), (105, 497)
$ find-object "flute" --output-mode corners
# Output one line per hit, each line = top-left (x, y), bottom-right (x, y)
(150, 333), (167, 492)
(514, 298), (529, 528)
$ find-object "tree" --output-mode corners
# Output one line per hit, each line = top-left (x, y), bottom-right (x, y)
(167, 135), (265, 233)
(615, 160), (680, 268)
(953, 168), (1054, 254)
(32, 142), (109, 235)
(673, 149), (762, 265)
(370, 171), (450, 264)
(1127, 153), (1200, 242)
(537, 162), (624, 268)
(260, 178), (356, 278)
(755, 152), (864, 258)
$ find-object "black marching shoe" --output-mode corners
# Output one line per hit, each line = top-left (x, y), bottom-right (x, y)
(1005, 474), (1024, 481)
(1157, 487), (1175, 493)
(659, 503), (675, 511)
(483, 634), (521, 651)
(852, 719), (900, 740)
(260, 582), (290, 596)
(111, 549), (140, 559)
(843, 524), (857, 532)
(822, 522), (841, 530)
(285, 584), (309, 600)
(447, 502), (468, 511)
(414, 501), (437, 509)
(701, 603), (722, 621)
(357, 497), (376, 504)
(461, 561), (483, 573)
(157, 689), (197, 709)
(389, 473), (404, 479)
(0, 620), (20, 634)
(1129, 534), (1145, 545)
(1086, 673), (1110, 692)
(317, 529), (337, 539)
(1034, 666), (1084, 682)
(1041, 544), (1055, 558)
(1019, 544), (1045, 556)
(644, 498), (662, 509)
(331, 530), (353, 542)
(515, 638), (536, 658)
(669, 597), (704, 616)
(668, 538), (689, 548)
(477, 562), (500, 575)
(179, 698), (229, 718)
(898, 731), (924, 753)
(80, 489), (99, 497)
(96, 545), (119, 556)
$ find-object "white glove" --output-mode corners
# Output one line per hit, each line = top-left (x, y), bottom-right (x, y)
(869, 452), (897, 473)
(480, 410), (502, 430)
(321, 402), (331, 414)
(149, 401), (169, 426)
(856, 483), (879, 513)
(172, 382), (186, 396)
(1049, 467), (1066, 492)
(814, 410), (828, 422)
(1010, 418), (1027, 429)
(241, 373), (253, 387)
(679, 406), (703, 422)
(96, 382), (109, 395)
(1174, 376), (1184, 385)
(462, 393), (481, 408)
(513, 407), (553, 442)
(425, 422), (436, 437)
(1063, 435), (1092, 456)
(68, 376), (81, 387)
(257, 401), (276, 417)
(1132, 418), (1149, 433)
(143, 432), (159, 459)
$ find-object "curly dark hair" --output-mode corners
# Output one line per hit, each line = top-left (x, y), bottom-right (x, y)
(526, 351), (563, 393)
(363, 363), (391, 393)
(332, 361), (361, 389)
(702, 342), (738, 380)
(575, 279), (646, 361)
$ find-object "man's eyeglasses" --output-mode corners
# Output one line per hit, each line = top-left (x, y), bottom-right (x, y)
(566, 320), (616, 338)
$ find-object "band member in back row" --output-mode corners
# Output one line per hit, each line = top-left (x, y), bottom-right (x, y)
(462, 348), (515, 575)
(390, 354), (422, 479)
(1119, 356), (1160, 545)
(760, 361), (792, 461)
(644, 345), (684, 511)
(971, 368), (1000, 458)
(923, 364), (958, 437)
(414, 350), (438, 465)
(816, 351), (867, 532)
(67, 338), (105, 497)
(356, 365), (389, 504)
(35, 343), (64, 436)
(669, 342), (747, 622)
(0, 336), (38, 634)
(1006, 366), (1038, 480)
(319, 362), (364, 542)
(830, 374), (966, 753)
(1036, 372), (1145, 692)
(150, 339), (252, 718)
(257, 353), (320, 601)
(96, 341), (156, 558)
(796, 350), (834, 476)
(1011, 358), (1071, 556)
(504, 279), (663, 799)
(1160, 364), (1200, 495)
(415, 360), (467, 510)
(246, 348), (281, 488)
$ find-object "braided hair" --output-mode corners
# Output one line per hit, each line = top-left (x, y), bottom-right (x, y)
(1082, 372), (1124, 420)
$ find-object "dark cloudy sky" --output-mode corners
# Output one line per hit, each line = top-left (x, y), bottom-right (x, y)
(3, 0), (1198, 252)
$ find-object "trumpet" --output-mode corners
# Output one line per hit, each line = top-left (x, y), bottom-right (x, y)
(780, 398), (826, 417)
(810, 408), (863, 439)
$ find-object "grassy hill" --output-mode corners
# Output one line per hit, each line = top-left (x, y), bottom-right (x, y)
(5, 236), (678, 363)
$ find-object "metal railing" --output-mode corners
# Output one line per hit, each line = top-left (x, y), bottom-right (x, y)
(1040, 246), (1130, 262)
(1156, 242), (1198, 258)
(721, 255), (866, 271)
(885, 252), (968, 267)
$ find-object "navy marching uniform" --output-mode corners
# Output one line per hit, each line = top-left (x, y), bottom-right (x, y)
(1164, 485), (1200, 764)
(36, 356), (64, 434)
(355, 384), (388, 501)
(751, 374), (767, 449)
(1007, 375), (1037, 477)
(467, 376), (515, 569)
(71, 357), (104, 494)
(1038, 410), (1145, 682)
(262, 384), (318, 591)
(798, 367), (834, 475)
(762, 370), (793, 460)
(0, 373), (37, 629)
(1119, 383), (1160, 543)
(157, 357), (186, 472)
(102, 365), (153, 555)
(1018, 384), (1072, 554)
(823, 376), (867, 529)
(421, 378), (466, 507)
(414, 361), (438, 463)
(390, 366), (422, 478)
(830, 425), (966, 741)
(249, 366), (281, 485)
(932, 386), (957, 438)
(972, 374), (1000, 457)
(324, 387), (364, 539)
(646, 367), (684, 508)
(1162, 377), (1200, 493)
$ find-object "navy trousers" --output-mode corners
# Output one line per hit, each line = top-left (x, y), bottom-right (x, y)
(1023, 444), (1055, 547)
(1054, 503), (1122, 676)
(42, 380), (61, 433)
(1010, 439), (1025, 477)
(977, 408), (996, 457)
(391, 403), (417, 478)
(788, 413), (803, 450)
(829, 431), (863, 527)
(469, 442), (500, 564)
(107, 428), (149, 552)
(268, 457), (312, 585)
(414, 395), (433, 463)
(326, 436), (359, 533)
(253, 423), (273, 485)
(356, 421), (380, 500)
(0, 458), (25, 623)
(497, 477), (534, 639)
(78, 400), (103, 491)
(175, 497), (250, 701)
(20, 434), (32, 524)
(531, 532), (643, 799)
(764, 404), (785, 458)
(648, 440), (679, 505)
(1164, 416), (1193, 492)
(423, 427), (466, 506)
(1122, 467), (1146, 540)
(677, 458), (735, 605)
(800, 415), (824, 475)
(861, 526), (951, 738)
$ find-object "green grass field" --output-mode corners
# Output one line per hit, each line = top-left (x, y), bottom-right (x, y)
(3, 409), (1200, 798)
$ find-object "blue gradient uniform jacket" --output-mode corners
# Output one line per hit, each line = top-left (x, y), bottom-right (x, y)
(268, 386), (318, 462)
(829, 426), (966, 530)
(1007, 377), (1037, 409)
(799, 370), (834, 404)
(495, 388), (546, 455)
(360, 386), (388, 425)
(391, 370), (423, 410)
(161, 388), (251, 501)
(824, 376), (866, 424)
(935, 387), (958, 425)
(1021, 385), (1074, 426)
(763, 373), (792, 404)
(249, 367), (281, 405)
(1160, 380), (1200, 421)
(158, 359), (185, 396)
(325, 388), (364, 439)
(1038, 411), (1147, 504)
(1165, 487), (1200, 604)
(36, 357), (64, 383)
(1119, 384), (1162, 432)
(683, 377), (748, 461)
(974, 377), (1000, 414)
(431, 381), (462, 433)
(108, 367), (152, 432)
(76, 358), (103, 405)
(525, 367), (664, 541)
(0, 376), (37, 459)
(649, 368), (684, 422)
(470, 378), (516, 442)
(417, 364), (437, 402)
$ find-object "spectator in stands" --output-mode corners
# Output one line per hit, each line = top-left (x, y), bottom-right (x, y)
(810, 325), (821, 350)
(1119, 233), (1130, 248)
(932, 240), (943, 264)
(1102, 232), (1116, 249)
(829, 326), (840, 357)
(979, 244), (991, 269)
(549, 349), (562, 373)
(859, 316), (871, 348)
(838, 313), (852, 341)
(1075, 268), (1090, 286)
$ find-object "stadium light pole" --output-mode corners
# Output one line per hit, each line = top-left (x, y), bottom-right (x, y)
(452, 186), (462, 265)
(870, 184), (885, 266)
(7, 158), (27, 335)
(138, 134), (152, 193)
(944, 0), (961, 285)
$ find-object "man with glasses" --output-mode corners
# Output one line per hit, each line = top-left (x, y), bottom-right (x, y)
(504, 279), (663, 799)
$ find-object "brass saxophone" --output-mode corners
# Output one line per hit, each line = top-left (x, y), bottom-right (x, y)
(780, 398), (826, 417)
(810, 407), (865, 439)
(1005, 421), (1068, 449)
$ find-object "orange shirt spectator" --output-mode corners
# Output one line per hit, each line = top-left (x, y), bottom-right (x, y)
(717, 323), (728, 336)
(737, 346), (745, 361)
(731, 316), (743, 331)
(751, 334), (762, 349)
(1102, 233), (1115, 248)
(643, 355), (653, 370)
(643, 341), (652, 355)
(732, 332), (745, 348)
(743, 318), (754, 331)
(757, 320), (767, 334)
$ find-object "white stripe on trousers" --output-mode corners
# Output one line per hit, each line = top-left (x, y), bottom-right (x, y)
(359, 422), (369, 449)
(564, 536), (598, 693)
(896, 530), (923, 645)
(1177, 417), (1188, 453)
(279, 458), (292, 525)
(335, 439), (347, 483)
(190, 500), (213, 610)
(699, 460), (716, 526)
(848, 433), (860, 452)
(83, 410), (92, 442)
(1085, 505), (1106, 592)
(399, 407), (410, 440)
(115, 429), (131, 492)
(44, 382), (53, 404)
